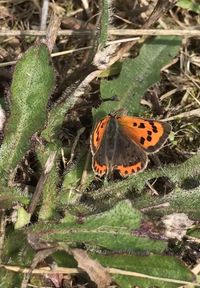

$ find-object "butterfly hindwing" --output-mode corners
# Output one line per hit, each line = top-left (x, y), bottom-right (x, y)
(111, 128), (148, 177)
(92, 159), (107, 177)
(117, 116), (171, 153)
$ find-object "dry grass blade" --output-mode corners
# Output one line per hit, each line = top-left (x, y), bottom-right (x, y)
(164, 108), (200, 121)
(40, 0), (49, 30)
(2, 264), (200, 287)
(28, 151), (57, 215)
(0, 210), (6, 262)
(45, 10), (61, 53)
(1, 29), (200, 38)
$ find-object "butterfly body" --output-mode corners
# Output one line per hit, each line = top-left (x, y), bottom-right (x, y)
(91, 114), (171, 177)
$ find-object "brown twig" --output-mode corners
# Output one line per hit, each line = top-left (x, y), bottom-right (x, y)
(27, 151), (57, 215)
(67, 127), (86, 166)
(143, 0), (177, 29)
(21, 247), (60, 288)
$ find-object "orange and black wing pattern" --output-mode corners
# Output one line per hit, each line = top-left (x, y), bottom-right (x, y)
(117, 116), (171, 153)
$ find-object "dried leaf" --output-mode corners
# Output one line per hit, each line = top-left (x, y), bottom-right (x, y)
(162, 213), (194, 240)
(72, 249), (112, 288)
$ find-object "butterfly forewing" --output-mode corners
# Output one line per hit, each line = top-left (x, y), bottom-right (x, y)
(91, 115), (111, 154)
(91, 116), (111, 176)
(117, 116), (171, 153)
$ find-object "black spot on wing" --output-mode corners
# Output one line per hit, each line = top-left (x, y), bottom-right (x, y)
(138, 123), (145, 128)
(148, 121), (158, 133)
(153, 127), (158, 133)
(147, 135), (152, 142)
(140, 137), (145, 145)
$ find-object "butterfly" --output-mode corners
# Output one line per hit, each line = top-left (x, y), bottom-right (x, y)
(90, 113), (171, 177)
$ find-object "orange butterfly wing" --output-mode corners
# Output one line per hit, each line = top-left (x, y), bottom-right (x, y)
(91, 116), (111, 176)
(92, 159), (107, 177)
(91, 115), (110, 154)
(117, 116), (171, 153)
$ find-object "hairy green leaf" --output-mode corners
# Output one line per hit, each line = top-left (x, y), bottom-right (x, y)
(29, 201), (167, 253)
(100, 36), (181, 116)
(0, 229), (34, 287)
(0, 190), (29, 209)
(0, 270), (22, 288)
(187, 227), (200, 239)
(86, 153), (200, 219)
(3, 229), (34, 266)
(59, 149), (93, 213)
(0, 44), (54, 181)
(36, 144), (59, 220)
(15, 207), (31, 229)
(98, 0), (110, 48)
(93, 254), (195, 288)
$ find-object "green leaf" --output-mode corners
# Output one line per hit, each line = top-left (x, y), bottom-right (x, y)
(134, 186), (200, 219)
(59, 149), (93, 213)
(0, 189), (29, 209)
(100, 36), (181, 116)
(29, 201), (167, 254)
(36, 144), (59, 221)
(177, 0), (200, 14)
(87, 153), (200, 219)
(98, 61), (122, 78)
(41, 95), (78, 145)
(3, 229), (34, 266)
(98, 0), (110, 48)
(0, 229), (34, 287)
(92, 254), (195, 288)
(52, 251), (77, 268)
(0, 44), (54, 181)
(0, 270), (22, 288)
(187, 227), (200, 238)
(14, 207), (31, 229)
